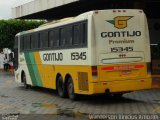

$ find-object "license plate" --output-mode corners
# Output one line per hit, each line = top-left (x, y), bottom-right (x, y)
(121, 70), (131, 74)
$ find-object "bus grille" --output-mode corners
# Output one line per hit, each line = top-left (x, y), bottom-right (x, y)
(78, 72), (89, 91)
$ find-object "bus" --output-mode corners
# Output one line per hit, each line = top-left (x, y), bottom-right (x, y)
(14, 9), (151, 100)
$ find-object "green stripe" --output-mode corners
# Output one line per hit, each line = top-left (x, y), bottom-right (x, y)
(24, 52), (43, 86)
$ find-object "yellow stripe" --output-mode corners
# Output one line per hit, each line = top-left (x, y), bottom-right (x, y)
(34, 52), (54, 88)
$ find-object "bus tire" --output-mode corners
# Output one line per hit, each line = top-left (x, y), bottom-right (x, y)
(67, 77), (78, 100)
(56, 76), (67, 98)
(22, 72), (29, 89)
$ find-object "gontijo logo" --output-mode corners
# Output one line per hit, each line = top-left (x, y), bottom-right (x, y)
(107, 16), (133, 29)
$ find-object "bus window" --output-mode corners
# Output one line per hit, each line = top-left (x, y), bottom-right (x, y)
(37, 33), (41, 49)
(14, 36), (18, 48)
(34, 33), (38, 49)
(80, 22), (87, 46)
(66, 26), (73, 46)
(30, 34), (35, 49)
(49, 30), (54, 47)
(42, 31), (49, 48)
(20, 36), (24, 51)
(24, 36), (28, 50)
(73, 25), (80, 45)
(53, 29), (60, 47)
(27, 35), (31, 50)
(60, 28), (66, 47)
(40, 32), (43, 49)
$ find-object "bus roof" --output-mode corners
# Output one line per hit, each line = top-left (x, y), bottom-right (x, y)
(16, 9), (143, 36)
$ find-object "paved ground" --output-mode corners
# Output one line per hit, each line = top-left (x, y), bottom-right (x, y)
(0, 71), (160, 120)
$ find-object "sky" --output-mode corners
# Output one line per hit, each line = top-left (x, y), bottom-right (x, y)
(0, 0), (33, 19)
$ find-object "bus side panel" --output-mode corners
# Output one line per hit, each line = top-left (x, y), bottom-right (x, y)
(53, 65), (92, 94)
(34, 52), (55, 88)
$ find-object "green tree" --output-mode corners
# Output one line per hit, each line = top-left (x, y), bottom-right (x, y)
(0, 19), (45, 51)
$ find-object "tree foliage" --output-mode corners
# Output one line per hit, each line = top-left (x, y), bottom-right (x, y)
(0, 19), (45, 51)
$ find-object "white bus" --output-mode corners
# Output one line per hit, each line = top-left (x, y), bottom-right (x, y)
(14, 9), (151, 100)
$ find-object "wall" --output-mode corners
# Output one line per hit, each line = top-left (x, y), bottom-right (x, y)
(148, 19), (160, 44)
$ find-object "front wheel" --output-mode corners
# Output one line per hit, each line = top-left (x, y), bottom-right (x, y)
(22, 72), (29, 89)
(67, 77), (78, 100)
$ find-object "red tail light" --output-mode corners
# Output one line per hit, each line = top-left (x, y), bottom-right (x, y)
(101, 67), (114, 71)
(134, 65), (144, 69)
(101, 65), (144, 71)
(92, 66), (97, 76)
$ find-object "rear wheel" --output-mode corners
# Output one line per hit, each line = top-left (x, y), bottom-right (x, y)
(67, 77), (78, 100)
(56, 76), (67, 98)
(22, 72), (29, 89)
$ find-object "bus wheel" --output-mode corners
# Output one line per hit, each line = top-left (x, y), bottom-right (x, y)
(22, 73), (29, 89)
(56, 76), (67, 98)
(67, 77), (77, 100)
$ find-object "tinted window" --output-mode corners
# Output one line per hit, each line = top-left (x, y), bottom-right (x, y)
(20, 20), (87, 51)
(30, 35), (35, 49)
(37, 33), (41, 49)
(80, 22), (87, 45)
(20, 36), (24, 51)
(24, 36), (28, 50)
(40, 32), (43, 48)
(53, 29), (59, 47)
(66, 26), (73, 46)
(34, 33), (39, 49)
(27, 35), (31, 50)
(73, 25), (80, 45)
(42, 31), (49, 48)
(14, 36), (18, 48)
(49, 30), (54, 47)
(60, 28), (66, 46)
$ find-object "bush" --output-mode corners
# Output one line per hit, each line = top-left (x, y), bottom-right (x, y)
(0, 19), (45, 51)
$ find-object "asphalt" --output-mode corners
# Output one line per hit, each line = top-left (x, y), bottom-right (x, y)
(0, 71), (160, 120)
